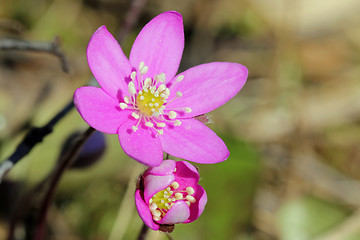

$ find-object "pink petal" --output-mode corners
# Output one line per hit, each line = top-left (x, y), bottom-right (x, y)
(74, 86), (130, 134)
(117, 120), (163, 166)
(87, 25), (132, 99)
(158, 201), (190, 225)
(183, 185), (207, 223)
(173, 161), (200, 189)
(145, 160), (176, 176)
(129, 11), (184, 83)
(135, 190), (159, 231)
(159, 118), (229, 164)
(166, 62), (248, 118)
(143, 174), (175, 204)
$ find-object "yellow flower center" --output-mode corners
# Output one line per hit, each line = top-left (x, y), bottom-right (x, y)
(136, 90), (164, 116)
(148, 181), (196, 222)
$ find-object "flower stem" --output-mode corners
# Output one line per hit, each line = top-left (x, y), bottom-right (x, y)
(137, 223), (149, 240)
(33, 127), (95, 240)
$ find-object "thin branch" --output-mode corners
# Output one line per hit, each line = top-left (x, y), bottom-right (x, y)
(34, 127), (95, 240)
(116, 0), (148, 43)
(0, 36), (70, 73)
(0, 101), (74, 183)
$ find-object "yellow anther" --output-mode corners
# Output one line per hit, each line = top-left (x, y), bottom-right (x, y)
(186, 187), (195, 195)
(171, 181), (179, 189)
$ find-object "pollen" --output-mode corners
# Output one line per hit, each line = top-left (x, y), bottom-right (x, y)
(120, 61), (192, 135)
(149, 181), (197, 222)
(136, 88), (164, 116)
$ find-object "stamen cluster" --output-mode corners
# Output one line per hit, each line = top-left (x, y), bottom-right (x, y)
(135, 160), (207, 231)
(149, 181), (196, 221)
(119, 62), (192, 136)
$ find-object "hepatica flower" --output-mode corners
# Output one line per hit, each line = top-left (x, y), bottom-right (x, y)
(135, 160), (207, 232)
(74, 11), (248, 166)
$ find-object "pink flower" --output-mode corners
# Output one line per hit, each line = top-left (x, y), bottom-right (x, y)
(135, 160), (207, 232)
(74, 11), (248, 166)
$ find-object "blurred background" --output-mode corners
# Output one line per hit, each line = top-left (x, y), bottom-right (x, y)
(1, 0), (360, 239)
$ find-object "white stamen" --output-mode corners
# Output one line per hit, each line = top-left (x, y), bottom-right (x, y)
(186, 195), (196, 203)
(176, 75), (184, 82)
(175, 193), (183, 200)
(186, 187), (195, 195)
(155, 73), (166, 82)
(139, 62), (148, 75)
(186, 201), (191, 207)
(152, 111), (160, 117)
(140, 96), (145, 100)
(151, 98), (155, 102)
(149, 203), (157, 211)
(128, 82), (136, 95)
(174, 168), (177, 172)
(184, 107), (192, 113)
(156, 122), (166, 128)
(153, 216), (161, 221)
(171, 181), (179, 189)
(158, 129), (164, 135)
(132, 126), (138, 132)
(168, 111), (177, 119)
(164, 88), (170, 96)
(157, 84), (166, 92)
(154, 103), (159, 107)
(176, 91), (183, 97)
(149, 103), (153, 107)
(144, 78), (152, 87)
(149, 198), (153, 204)
(140, 66), (148, 75)
(124, 96), (130, 103)
(145, 122), (154, 128)
(174, 120), (182, 126)
(130, 71), (136, 80)
(119, 103), (127, 110)
(131, 112), (140, 119)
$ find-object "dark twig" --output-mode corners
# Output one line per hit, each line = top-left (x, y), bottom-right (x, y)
(34, 127), (95, 240)
(0, 101), (74, 183)
(137, 223), (149, 240)
(0, 37), (70, 73)
(116, 0), (148, 43)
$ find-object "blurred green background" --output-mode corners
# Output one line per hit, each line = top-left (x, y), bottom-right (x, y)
(1, 0), (360, 239)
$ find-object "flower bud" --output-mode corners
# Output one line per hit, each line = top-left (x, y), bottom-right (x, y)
(135, 160), (207, 232)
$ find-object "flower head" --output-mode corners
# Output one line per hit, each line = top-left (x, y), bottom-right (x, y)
(74, 11), (248, 166)
(135, 160), (207, 232)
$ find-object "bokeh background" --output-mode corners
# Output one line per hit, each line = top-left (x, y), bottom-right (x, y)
(1, 0), (360, 239)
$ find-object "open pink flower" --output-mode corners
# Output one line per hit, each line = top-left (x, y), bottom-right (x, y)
(74, 11), (248, 166)
(135, 160), (207, 232)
